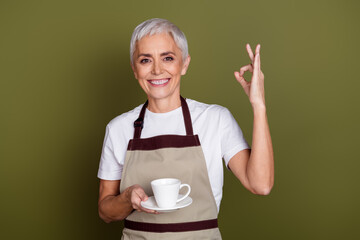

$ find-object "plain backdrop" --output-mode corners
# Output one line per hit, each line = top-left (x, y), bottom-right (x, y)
(1, 0), (359, 239)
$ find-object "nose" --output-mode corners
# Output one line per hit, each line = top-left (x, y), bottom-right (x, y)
(151, 59), (162, 75)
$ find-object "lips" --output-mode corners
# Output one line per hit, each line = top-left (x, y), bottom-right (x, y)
(148, 78), (170, 86)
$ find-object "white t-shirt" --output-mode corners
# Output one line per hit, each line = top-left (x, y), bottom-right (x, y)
(97, 98), (250, 211)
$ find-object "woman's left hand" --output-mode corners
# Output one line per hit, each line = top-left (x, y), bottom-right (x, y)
(234, 44), (265, 108)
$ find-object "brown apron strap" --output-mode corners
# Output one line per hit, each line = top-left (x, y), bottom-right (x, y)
(133, 100), (148, 139)
(180, 96), (194, 136)
(133, 96), (193, 139)
(124, 219), (218, 233)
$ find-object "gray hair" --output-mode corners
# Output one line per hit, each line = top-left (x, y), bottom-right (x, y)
(130, 18), (189, 65)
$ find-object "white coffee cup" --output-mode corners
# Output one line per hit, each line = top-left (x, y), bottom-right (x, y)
(151, 178), (191, 208)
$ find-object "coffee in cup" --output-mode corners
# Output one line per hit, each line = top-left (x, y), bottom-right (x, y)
(151, 178), (191, 208)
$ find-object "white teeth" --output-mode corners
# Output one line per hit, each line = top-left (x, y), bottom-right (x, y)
(150, 79), (169, 85)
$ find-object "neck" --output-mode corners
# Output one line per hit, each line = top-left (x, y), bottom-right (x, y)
(147, 95), (181, 113)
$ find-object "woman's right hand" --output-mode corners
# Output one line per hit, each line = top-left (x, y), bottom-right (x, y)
(98, 180), (157, 223)
(127, 184), (158, 214)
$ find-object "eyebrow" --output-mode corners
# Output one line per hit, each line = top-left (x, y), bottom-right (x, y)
(137, 51), (175, 59)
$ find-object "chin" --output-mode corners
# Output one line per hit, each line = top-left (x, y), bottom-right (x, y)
(146, 91), (178, 101)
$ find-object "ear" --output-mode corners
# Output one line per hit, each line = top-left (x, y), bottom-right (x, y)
(181, 55), (191, 75)
(131, 61), (138, 79)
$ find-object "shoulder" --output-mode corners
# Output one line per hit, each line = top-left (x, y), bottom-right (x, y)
(106, 103), (144, 132)
(186, 98), (230, 117)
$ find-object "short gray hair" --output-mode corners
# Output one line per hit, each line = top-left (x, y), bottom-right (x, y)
(130, 18), (189, 65)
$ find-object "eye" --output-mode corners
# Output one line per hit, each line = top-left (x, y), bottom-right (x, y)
(164, 56), (174, 61)
(140, 58), (150, 64)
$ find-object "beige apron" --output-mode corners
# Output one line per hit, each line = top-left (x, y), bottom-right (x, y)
(120, 96), (222, 240)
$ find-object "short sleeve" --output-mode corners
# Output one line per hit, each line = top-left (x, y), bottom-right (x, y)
(97, 124), (123, 180)
(220, 107), (250, 167)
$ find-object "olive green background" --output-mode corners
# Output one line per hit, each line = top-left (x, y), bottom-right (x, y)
(1, 0), (359, 239)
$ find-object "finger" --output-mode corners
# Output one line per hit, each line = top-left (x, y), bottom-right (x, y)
(252, 54), (259, 79)
(133, 188), (156, 214)
(234, 72), (248, 88)
(239, 64), (253, 75)
(255, 44), (260, 56)
(134, 197), (157, 214)
(131, 196), (142, 211)
(139, 205), (157, 214)
(130, 188), (148, 209)
(246, 43), (255, 62)
(254, 44), (261, 72)
(257, 52), (261, 70)
(142, 195), (148, 202)
(134, 187), (149, 202)
(253, 52), (261, 73)
(138, 198), (158, 214)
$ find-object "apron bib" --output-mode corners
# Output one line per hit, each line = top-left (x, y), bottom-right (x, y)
(120, 96), (222, 240)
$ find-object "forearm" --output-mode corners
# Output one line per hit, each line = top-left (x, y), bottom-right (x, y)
(247, 105), (274, 195)
(98, 187), (133, 223)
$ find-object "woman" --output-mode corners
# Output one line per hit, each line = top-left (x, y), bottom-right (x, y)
(97, 18), (274, 239)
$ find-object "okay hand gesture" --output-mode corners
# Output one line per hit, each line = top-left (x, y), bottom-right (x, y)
(234, 44), (266, 108)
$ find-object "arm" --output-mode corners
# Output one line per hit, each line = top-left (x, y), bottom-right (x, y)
(230, 43), (274, 195)
(228, 108), (274, 195)
(98, 180), (157, 223)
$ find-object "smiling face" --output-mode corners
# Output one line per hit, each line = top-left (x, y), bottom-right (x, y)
(131, 33), (190, 105)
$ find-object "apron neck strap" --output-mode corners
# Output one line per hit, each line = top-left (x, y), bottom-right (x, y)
(133, 96), (194, 139)
(180, 96), (194, 136)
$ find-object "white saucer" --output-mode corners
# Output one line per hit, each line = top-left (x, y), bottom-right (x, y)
(141, 194), (192, 212)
